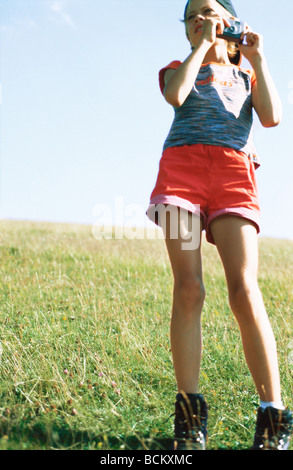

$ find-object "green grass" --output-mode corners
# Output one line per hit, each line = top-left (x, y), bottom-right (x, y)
(0, 220), (292, 450)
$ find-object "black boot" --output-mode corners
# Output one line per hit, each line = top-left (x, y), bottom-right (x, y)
(174, 392), (208, 450)
(252, 406), (293, 450)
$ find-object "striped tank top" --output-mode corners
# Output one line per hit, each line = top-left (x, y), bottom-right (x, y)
(159, 61), (259, 167)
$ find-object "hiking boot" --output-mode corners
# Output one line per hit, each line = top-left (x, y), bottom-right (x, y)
(252, 406), (293, 450)
(174, 392), (208, 450)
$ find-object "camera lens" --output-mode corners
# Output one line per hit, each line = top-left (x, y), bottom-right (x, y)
(229, 26), (235, 32)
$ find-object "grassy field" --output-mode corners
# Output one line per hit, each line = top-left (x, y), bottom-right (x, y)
(0, 220), (292, 450)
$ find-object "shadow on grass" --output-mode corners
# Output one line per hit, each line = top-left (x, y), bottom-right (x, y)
(0, 418), (173, 450)
(0, 416), (254, 450)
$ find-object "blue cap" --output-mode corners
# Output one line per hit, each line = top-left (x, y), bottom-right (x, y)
(216, 0), (237, 17)
(184, 1), (238, 21)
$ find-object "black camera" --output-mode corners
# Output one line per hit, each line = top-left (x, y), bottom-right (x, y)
(218, 18), (245, 43)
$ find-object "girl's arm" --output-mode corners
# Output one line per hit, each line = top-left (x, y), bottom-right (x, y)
(163, 16), (229, 107)
(163, 39), (211, 107)
(239, 32), (282, 127)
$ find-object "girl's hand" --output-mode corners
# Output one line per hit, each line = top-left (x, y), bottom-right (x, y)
(201, 16), (231, 44)
(239, 24), (281, 128)
(239, 26), (264, 63)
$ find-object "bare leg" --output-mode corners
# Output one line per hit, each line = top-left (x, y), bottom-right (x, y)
(163, 209), (204, 394)
(210, 216), (282, 402)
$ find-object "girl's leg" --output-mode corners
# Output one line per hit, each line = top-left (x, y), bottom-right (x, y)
(163, 209), (204, 394)
(210, 216), (282, 402)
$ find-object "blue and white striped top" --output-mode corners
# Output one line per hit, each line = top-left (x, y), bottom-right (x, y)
(160, 61), (260, 167)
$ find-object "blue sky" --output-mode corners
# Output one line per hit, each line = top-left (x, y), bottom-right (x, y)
(0, 0), (292, 240)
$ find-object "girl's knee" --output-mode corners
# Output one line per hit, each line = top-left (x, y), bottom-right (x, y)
(173, 276), (206, 314)
(229, 279), (262, 320)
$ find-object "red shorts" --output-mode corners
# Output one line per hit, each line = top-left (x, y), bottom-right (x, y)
(147, 144), (260, 245)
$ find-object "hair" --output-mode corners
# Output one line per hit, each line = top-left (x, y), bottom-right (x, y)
(181, 0), (241, 66)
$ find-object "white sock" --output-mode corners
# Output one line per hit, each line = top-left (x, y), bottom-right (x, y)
(260, 400), (285, 410)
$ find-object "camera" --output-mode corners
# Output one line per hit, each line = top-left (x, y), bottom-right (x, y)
(218, 18), (245, 43)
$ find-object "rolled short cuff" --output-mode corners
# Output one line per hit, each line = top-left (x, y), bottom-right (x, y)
(206, 207), (261, 245)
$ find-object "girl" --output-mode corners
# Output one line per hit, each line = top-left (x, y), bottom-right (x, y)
(147, 0), (293, 450)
